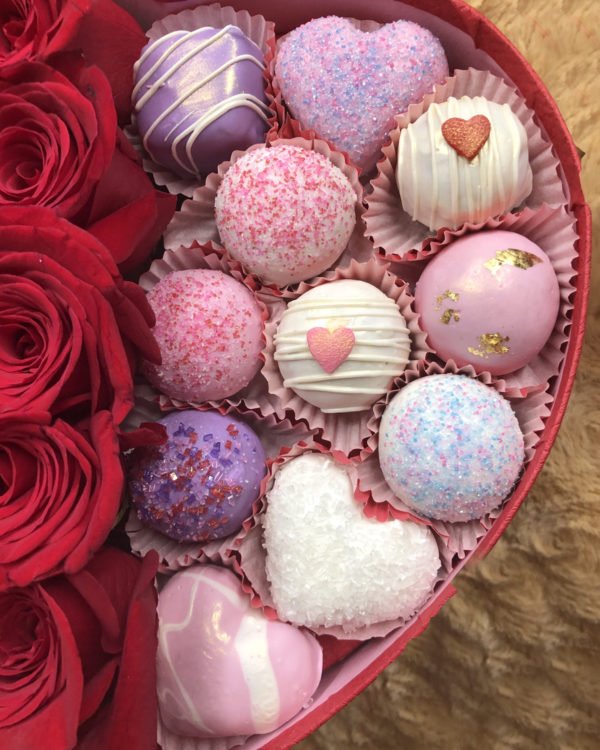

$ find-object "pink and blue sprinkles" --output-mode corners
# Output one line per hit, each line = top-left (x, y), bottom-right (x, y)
(275, 16), (449, 172)
(378, 375), (525, 523)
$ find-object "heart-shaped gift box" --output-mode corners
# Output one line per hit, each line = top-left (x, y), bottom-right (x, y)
(116, 0), (590, 747)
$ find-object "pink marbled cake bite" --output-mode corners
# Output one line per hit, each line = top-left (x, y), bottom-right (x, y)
(143, 269), (263, 402)
(156, 565), (323, 738)
(215, 144), (357, 286)
(415, 231), (560, 376)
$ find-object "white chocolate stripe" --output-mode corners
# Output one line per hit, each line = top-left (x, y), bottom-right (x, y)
(283, 368), (408, 387)
(286, 299), (398, 312)
(234, 612), (280, 733)
(140, 54), (266, 150)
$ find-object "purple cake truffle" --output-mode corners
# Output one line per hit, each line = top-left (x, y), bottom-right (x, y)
(132, 25), (270, 178)
(128, 410), (266, 543)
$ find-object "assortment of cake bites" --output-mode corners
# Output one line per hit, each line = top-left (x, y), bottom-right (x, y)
(127, 8), (569, 744)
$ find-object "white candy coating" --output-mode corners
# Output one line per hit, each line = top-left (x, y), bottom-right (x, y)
(264, 453), (440, 632)
(274, 280), (411, 413)
(396, 96), (533, 230)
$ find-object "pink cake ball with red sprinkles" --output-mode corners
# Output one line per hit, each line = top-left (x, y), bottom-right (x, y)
(379, 375), (524, 523)
(143, 269), (263, 402)
(214, 144), (356, 286)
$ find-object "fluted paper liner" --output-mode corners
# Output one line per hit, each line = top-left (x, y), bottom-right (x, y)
(355, 361), (553, 559)
(138, 243), (283, 416)
(269, 18), (413, 178)
(125, 380), (316, 572)
(416, 204), (578, 397)
(259, 258), (431, 457)
(231, 442), (449, 640)
(364, 67), (566, 261)
(158, 716), (247, 750)
(127, 3), (277, 198)
(163, 136), (366, 292)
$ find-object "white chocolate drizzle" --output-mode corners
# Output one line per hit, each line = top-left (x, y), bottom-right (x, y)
(133, 25), (271, 177)
(397, 96), (532, 231)
(274, 292), (411, 412)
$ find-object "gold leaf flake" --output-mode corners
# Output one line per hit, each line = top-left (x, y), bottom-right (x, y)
(440, 309), (461, 324)
(467, 333), (510, 358)
(484, 249), (543, 273)
(435, 290), (460, 310)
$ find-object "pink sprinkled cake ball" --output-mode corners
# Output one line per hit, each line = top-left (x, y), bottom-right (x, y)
(143, 269), (263, 402)
(157, 565), (323, 738)
(415, 231), (560, 376)
(214, 144), (357, 286)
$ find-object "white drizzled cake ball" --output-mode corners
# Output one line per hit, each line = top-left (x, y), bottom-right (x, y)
(263, 453), (440, 632)
(273, 280), (411, 413)
(396, 96), (533, 230)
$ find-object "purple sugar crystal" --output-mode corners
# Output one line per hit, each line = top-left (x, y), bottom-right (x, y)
(128, 410), (266, 543)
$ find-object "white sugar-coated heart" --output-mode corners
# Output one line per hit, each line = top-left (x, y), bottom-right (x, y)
(275, 16), (449, 172)
(263, 453), (440, 632)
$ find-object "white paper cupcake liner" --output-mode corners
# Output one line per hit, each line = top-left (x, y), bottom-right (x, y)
(259, 258), (431, 457)
(163, 136), (365, 292)
(127, 3), (277, 198)
(364, 67), (566, 261)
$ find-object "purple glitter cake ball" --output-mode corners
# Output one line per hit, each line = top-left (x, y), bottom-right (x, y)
(378, 375), (524, 523)
(132, 25), (270, 178)
(128, 410), (266, 543)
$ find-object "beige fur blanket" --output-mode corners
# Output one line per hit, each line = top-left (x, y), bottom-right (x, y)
(300, 2), (600, 747)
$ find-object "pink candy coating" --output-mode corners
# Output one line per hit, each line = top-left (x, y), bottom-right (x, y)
(415, 231), (560, 375)
(157, 565), (323, 738)
(215, 145), (356, 286)
(143, 269), (263, 402)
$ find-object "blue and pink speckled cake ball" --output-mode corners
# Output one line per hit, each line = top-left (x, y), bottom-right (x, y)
(378, 375), (524, 522)
(275, 16), (449, 172)
(128, 410), (266, 543)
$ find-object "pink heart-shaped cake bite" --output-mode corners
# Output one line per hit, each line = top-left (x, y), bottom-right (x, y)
(307, 326), (355, 373)
(275, 16), (449, 172)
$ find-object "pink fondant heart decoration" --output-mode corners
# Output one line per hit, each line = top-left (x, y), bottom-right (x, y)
(441, 115), (492, 160)
(275, 17), (449, 172)
(307, 326), (355, 373)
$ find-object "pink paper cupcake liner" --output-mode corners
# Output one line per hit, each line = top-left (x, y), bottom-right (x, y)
(162, 136), (366, 291)
(355, 361), (553, 559)
(157, 717), (247, 750)
(138, 243), (280, 416)
(258, 258), (431, 457)
(415, 204), (578, 398)
(231, 442), (449, 641)
(124, 383), (316, 572)
(364, 67), (566, 261)
(126, 3), (277, 198)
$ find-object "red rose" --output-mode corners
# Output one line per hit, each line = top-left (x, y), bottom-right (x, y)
(0, 58), (176, 274)
(0, 0), (147, 122)
(0, 411), (122, 589)
(0, 206), (160, 424)
(0, 547), (159, 750)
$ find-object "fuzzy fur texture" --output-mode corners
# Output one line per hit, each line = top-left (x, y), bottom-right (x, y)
(299, 1), (600, 748)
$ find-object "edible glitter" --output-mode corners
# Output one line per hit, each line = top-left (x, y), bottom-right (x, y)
(440, 309), (461, 325)
(127, 410), (266, 543)
(142, 269), (263, 403)
(441, 115), (491, 160)
(484, 249), (544, 273)
(378, 375), (524, 523)
(275, 17), (449, 172)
